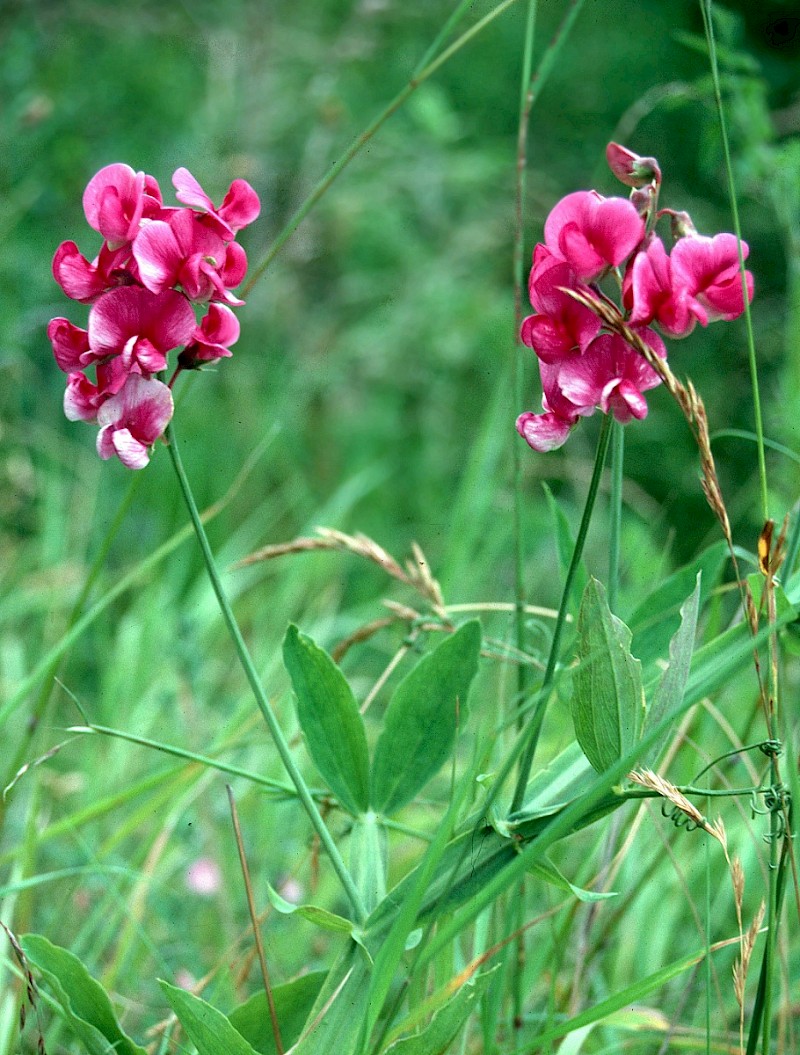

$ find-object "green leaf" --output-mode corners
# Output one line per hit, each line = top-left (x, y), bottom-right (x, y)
(283, 624), (370, 815)
(642, 575), (701, 765)
(629, 541), (727, 670)
(527, 856), (617, 903)
(572, 578), (644, 773)
(228, 972), (327, 1055)
(371, 621), (481, 814)
(20, 934), (146, 1055)
(266, 882), (355, 933)
(292, 941), (372, 1055)
(510, 741), (594, 819)
(160, 981), (260, 1055)
(350, 810), (388, 914)
(384, 969), (497, 1054)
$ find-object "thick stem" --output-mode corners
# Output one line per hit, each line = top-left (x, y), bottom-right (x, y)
(511, 413), (612, 812)
(165, 423), (367, 924)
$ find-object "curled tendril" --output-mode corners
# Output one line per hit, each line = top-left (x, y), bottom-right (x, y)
(660, 799), (703, 832)
(750, 784), (792, 844)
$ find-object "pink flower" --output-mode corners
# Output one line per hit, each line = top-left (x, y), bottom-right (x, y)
(87, 286), (196, 374)
(48, 318), (91, 372)
(184, 856), (222, 896)
(670, 233), (754, 327)
(133, 210), (247, 304)
(624, 235), (694, 338)
(516, 409), (575, 452)
(52, 240), (132, 303)
(179, 303), (240, 367)
(83, 163), (162, 247)
(605, 143), (661, 189)
(64, 372), (105, 422)
(544, 190), (645, 282)
(172, 167), (261, 239)
(520, 248), (602, 364)
(96, 374), (174, 469)
(558, 330), (665, 423)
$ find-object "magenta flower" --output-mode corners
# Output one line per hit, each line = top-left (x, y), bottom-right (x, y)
(671, 233), (754, 327)
(624, 235), (694, 338)
(173, 168), (261, 239)
(88, 286), (196, 375)
(521, 249), (602, 364)
(83, 163), (163, 248)
(605, 142), (661, 190)
(133, 210), (247, 304)
(558, 330), (664, 423)
(544, 190), (645, 282)
(48, 318), (91, 372)
(96, 375), (174, 469)
(52, 240), (132, 303)
(179, 303), (240, 367)
(516, 409), (576, 452)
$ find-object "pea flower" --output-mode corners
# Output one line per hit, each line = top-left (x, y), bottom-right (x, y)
(517, 144), (754, 453)
(49, 163), (260, 468)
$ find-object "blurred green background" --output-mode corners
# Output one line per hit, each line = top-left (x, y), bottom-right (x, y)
(1, 0), (798, 1045)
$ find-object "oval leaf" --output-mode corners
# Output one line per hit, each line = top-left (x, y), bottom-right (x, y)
(228, 971), (327, 1055)
(283, 624), (370, 815)
(20, 934), (147, 1055)
(371, 621), (481, 815)
(160, 981), (261, 1055)
(572, 578), (644, 773)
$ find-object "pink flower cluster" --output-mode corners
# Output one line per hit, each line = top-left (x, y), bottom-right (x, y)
(516, 144), (754, 452)
(48, 164), (260, 469)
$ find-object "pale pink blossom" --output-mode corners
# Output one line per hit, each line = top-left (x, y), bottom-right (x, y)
(96, 375), (174, 469)
(83, 163), (162, 247)
(172, 167), (261, 239)
(544, 190), (645, 281)
(184, 856), (222, 896)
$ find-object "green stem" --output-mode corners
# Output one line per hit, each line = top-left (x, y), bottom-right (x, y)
(700, 0), (767, 524)
(608, 419), (624, 613)
(165, 422), (367, 924)
(511, 414), (612, 812)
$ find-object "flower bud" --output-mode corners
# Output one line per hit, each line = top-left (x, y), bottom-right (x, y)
(606, 142), (661, 189)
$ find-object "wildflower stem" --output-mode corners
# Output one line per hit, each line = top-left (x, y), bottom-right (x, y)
(511, 413), (612, 812)
(165, 422), (368, 924)
(608, 419), (624, 612)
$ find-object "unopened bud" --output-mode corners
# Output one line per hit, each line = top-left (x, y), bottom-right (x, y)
(664, 209), (697, 240)
(606, 142), (662, 189)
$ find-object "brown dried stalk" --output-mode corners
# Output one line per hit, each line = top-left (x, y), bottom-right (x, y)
(234, 527), (446, 614)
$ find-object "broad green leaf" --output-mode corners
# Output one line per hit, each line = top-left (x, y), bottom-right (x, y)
(572, 578), (644, 773)
(350, 810), (388, 914)
(642, 575), (701, 765)
(228, 971), (327, 1055)
(160, 981), (260, 1055)
(20, 934), (146, 1055)
(371, 621), (481, 814)
(384, 969), (497, 1054)
(283, 624), (369, 815)
(510, 741), (594, 819)
(629, 541), (727, 669)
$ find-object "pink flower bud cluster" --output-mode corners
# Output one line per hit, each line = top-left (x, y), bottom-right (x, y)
(48, 164), (260, 469)
(516, 145), (754, 453)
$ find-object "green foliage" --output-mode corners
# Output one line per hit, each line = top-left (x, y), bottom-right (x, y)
(370, 620), (481, 814)
(572, 578), (645, 773)
(228, 972), (327, 1055)
(283, 623), (370, 816)
(160, 980), (261, 1055)
(19, 935), (146, 1055)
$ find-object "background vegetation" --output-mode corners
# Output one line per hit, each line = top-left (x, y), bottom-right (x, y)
(1, 0), (798, 1052)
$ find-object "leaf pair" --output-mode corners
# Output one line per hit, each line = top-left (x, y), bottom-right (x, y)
(283, 620), (482, 817)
